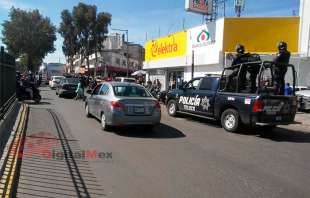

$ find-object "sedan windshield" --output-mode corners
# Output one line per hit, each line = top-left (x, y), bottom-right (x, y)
(113, 85), (152, 97)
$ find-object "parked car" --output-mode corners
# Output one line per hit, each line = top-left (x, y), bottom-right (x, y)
(85, 82), (161, 131)
(114, 77), (136, 83)
(296, 89), (310, 111)
(49, 76), (65, 89)
(294, 86), (309, 91)
(56, 78), (79, 98)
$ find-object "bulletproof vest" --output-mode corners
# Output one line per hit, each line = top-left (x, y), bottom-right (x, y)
(247, 54), (261, 74)
(231, 53), (250, 66)
(275, 50), (290, 64)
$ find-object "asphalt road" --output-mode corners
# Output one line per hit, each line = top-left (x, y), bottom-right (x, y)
(16, 87), (310, 198)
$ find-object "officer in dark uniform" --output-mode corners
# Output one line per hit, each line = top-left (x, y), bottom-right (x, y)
(247, 54), (262, 93)
(224, 44), (249, 92)
(274, 41), (291, 95)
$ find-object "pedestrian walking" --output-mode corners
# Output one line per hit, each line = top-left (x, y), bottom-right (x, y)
(75, 78), (85, 100)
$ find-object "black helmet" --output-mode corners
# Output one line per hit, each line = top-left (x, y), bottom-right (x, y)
(278, 41), (287, 51)
(236, 44), (245, 54)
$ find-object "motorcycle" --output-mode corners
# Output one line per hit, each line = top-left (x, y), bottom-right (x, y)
(17, 84), (42, 104)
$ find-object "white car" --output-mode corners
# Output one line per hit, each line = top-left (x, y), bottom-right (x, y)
(49, 76), (65, 89)
(296, 89), (310, 111)
(114, 77), (136, 83)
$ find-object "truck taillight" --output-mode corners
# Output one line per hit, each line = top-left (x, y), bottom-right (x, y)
(111, 101), (124, 109)
(252, 100), (264, 113)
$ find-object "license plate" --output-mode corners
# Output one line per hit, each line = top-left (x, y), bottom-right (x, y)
(134, 107), (145, 113)
(275, 116), (282, 121)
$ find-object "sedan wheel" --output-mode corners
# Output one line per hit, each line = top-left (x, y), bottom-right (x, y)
(85, 105), (91, 117)
(101, 113), (111, 131)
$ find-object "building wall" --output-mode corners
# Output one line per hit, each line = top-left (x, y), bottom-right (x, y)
(299, 0), (310, 57)
(144, 17), (302, 89)
(103, 33), (123, 50)
(223, 17), (300, 53)
(72, 33), (144, 73)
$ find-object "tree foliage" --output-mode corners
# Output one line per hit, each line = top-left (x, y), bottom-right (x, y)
(2, 8), (56, 71)
(59, 10), (78, 73)
(59, 3), (111, 74)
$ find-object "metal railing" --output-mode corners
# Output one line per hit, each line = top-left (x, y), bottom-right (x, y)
(0, 47), (16, 119)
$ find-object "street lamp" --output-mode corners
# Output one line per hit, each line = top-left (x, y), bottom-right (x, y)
(111, 28), (129, 77)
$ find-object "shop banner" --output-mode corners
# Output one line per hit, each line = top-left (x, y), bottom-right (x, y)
(188, 23), (216, 50)
(145, 31), (187, 61)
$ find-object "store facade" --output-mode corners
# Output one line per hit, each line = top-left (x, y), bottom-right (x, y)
(144, 17), (299, 91)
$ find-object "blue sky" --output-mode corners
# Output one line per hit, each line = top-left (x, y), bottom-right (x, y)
(0, 0), (300, 63)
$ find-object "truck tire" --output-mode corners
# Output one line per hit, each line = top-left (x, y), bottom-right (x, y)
(221, 109), (240, 132)
(167, 100), (178, 117)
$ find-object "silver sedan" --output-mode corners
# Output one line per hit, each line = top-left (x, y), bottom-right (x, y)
(85, 82), (161, 130)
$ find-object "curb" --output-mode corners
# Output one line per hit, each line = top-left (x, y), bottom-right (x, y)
(0, 104), (28, 198)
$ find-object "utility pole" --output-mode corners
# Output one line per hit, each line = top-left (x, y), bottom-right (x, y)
(191, 50), (195, 80)
(234, 0), (245, 17)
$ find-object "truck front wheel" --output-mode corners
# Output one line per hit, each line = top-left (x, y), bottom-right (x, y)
(221, 109), (240, 132)
(167, 100), (178, 117)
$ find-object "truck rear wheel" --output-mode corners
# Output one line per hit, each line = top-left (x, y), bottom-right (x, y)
(221, 109), (240, 132)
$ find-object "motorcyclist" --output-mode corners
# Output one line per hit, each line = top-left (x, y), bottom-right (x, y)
(22, 78), (35, 100)
(224, 44), (249, 92)
(274, 41), (291, 95)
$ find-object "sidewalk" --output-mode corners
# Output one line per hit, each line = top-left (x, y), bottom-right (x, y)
(283, 112), (310, 131)
(15, 107), (106, 198)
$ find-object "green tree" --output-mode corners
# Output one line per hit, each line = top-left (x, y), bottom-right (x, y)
(2, 8), (56, 71)
(59, 10), (78, 73)
(64, 3), (111, 75)
(72, 3), (97, 71)
(18, 54), (42, 72)
(92, 12), (111, 76)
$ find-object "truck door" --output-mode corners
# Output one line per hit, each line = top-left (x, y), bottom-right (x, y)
(193, 77), (218, 116)
(177, 78), (202, 113)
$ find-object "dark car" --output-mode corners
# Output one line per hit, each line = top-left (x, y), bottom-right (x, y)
(56, 78), (79, 98)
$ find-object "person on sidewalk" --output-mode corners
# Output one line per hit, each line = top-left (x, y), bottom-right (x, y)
(75, 78), (85, 100)
(284, 83), (293, 96)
